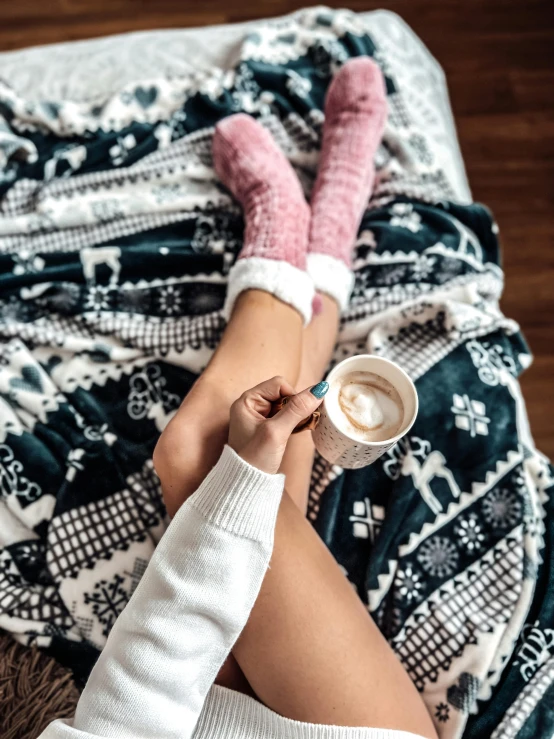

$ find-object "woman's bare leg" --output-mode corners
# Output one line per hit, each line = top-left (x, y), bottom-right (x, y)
(233, 491), (437, 737)
(279, 293), (339, 511)
(154, 289), (303, 518)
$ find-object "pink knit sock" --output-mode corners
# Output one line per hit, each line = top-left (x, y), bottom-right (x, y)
(307, 57), (387, 309)
(213, 114), (313, 324)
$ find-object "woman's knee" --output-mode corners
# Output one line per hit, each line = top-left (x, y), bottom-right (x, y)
(153, 409), (229, 517)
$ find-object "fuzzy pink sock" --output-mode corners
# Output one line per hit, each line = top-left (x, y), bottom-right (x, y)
(307, 57), (388, 309)
(213, 114), (313, 324)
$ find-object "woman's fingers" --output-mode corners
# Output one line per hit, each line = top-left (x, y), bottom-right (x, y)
(228, 379), (328, 475)
(248, 376), (297, 403)
(269, 382), (329, 439)
(234, 376), (297, 419)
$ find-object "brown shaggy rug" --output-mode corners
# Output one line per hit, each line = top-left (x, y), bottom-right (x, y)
(0, 633), (79, 739)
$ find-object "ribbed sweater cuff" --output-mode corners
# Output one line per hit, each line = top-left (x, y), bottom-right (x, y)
(188, 445), (285, 543)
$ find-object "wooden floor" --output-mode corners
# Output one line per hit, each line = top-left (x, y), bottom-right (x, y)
(1, 1), (553, 458)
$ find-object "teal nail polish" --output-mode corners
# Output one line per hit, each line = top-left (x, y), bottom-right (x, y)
(310, 381), (329, 398)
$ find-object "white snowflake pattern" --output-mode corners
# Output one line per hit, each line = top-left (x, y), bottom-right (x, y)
(411, 255), (436, 281)
(84, 285), (111, 312)
(417, 536), (459, 578)
(231, 63), (262, 111)
(349, 498), (385, 543)
(380, 263), (408, 286)
(455, 514), (485, 552)
(395, 564), (423, 604)
(390, 203), (422, 233)
(12, 248), (45, 275)
(234, 63), (260, 94)
(451, 393), (490, 437)
(286, 70), (312, 99)
(482, 488), (522, 529)
(109, 133), (137, 166)
(157, 285), (183, 316)
(163, 108), (188, 142)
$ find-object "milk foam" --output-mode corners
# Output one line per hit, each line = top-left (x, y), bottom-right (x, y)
(327, 371), (404, 442)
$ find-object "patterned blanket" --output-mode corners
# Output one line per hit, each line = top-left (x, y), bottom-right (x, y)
(0, 8), (552, 738)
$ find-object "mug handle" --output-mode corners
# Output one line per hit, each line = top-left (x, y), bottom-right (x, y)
(271, 396), (321, 433)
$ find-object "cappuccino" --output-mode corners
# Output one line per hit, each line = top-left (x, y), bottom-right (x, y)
(326, 370), (404, 442)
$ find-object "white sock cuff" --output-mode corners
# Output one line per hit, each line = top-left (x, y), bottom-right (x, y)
(224, 257), (314, 326)
(306, 253), (354, 311)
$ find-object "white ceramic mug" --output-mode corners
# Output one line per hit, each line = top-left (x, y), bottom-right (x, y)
(312, 355), (418, 469)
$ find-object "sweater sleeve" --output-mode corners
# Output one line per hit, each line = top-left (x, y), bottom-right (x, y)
(40, 446), (285, 739)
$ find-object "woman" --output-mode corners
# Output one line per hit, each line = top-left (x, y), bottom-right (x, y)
(41, 58), (438, 739)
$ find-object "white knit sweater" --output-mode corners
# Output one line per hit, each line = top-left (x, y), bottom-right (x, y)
(40, 446), (425, 739)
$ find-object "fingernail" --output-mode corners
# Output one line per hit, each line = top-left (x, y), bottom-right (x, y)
(310, 381), (329, 398)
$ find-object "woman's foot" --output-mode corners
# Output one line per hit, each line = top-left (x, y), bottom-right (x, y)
(213, 114), (314, 324)
(307, 57), (387, 309)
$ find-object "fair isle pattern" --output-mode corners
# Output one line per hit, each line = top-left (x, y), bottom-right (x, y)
(491, 656), (554, 739)
(47, 460), (166, 581)
(394, 534), (523, 689)
(0, 8), (552, 739)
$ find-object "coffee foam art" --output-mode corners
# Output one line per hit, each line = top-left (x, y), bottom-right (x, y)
(326, 371), (404, 443)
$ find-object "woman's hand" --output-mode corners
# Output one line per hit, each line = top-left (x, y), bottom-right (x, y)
(228, 376), (328, 475)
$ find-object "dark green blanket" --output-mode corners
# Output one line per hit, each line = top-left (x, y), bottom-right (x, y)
(0, 9), (552, 738)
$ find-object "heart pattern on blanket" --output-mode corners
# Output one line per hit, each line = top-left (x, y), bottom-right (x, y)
(134, 86), (158, 109)
(10, 365), (45, 394)
(447, 672), (481, 712)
